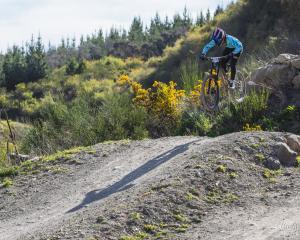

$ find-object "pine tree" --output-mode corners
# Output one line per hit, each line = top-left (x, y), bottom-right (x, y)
(173, 13), (183, 29)
(107, 27), (121, 42)
(66, 58), (77, 75)
(25, 35), (48, 82)
(61, 38), (66, 49)
(164, 16), (171, 31)
(66, 37), (70, 49)
(206, 9), (211, 22)
(149, 13), (163, 37)
(196, 11), (205, 26)
(79, 36), (84, 46)
(214, 5), (224, 17)
(2, 45), (27, 90)
(72, 37), (76, 49)
(182, 6), (192, 28)
(128, 16), (144, 44)
(121, 29), (127, 41)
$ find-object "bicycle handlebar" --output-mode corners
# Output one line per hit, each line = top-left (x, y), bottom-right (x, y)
(203, 55), (229, 62)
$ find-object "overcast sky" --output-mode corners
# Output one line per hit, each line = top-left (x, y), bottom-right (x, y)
(0, 0), (233, 52)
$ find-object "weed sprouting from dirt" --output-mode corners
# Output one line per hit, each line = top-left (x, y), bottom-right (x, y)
(255, 153), (265, 162)
(229, 172), (238, 179)
(263, 169), (282, 180)
(216, 165), (227, 173)
(130, 212), (141, 221)
(2, 178), (13, 188)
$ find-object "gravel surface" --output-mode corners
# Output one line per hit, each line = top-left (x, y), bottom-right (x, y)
(0, 132), (299, 240)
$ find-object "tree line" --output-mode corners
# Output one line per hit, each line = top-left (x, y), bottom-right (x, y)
(0, 6), (224, 90)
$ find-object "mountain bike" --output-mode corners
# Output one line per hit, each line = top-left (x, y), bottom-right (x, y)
(201, 56), (246, 111)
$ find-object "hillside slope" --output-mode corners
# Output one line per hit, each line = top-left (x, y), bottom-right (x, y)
(1, 132), (300, 240)
(143, 0), (300, 85)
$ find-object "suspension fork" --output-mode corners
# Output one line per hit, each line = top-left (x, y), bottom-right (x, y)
(207, 63), (220, 93)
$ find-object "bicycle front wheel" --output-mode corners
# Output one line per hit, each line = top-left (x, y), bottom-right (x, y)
(201, 75), (220, 111)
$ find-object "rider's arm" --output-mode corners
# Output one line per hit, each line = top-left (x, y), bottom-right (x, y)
(227, 35), (243, 55)
(202, 39), (216, 55)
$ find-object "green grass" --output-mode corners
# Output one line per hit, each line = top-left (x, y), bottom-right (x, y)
(229, 172), (238, 179)
(255, 153), (265, 162)
(143, 224), (158, 233)
(216, 165), (227, 173)
(263, 169), (282, 179)
(173, 214), (188, 223)
(0, 167), (18, 178)
(120, 232), (149, 240)
(130, 212), (141, 221)
(224, 193), (240, 203)
(2, 178), (13, 188)
(175, 224), (189, 233)
(185, 189), (200, 201)
(180, 58), (202, 93)
(42, 146), (93, 162)
(205, 188), (239, 204)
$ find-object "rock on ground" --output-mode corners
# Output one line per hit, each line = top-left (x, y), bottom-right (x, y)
(277, 142), (298, 167)
(250, 53), (300, 106)
(286, 134), (300, 153)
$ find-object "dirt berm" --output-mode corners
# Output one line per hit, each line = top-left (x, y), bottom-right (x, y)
(1, 132), (300, 240)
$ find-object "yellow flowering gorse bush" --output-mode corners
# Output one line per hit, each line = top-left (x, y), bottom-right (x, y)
(118, 75), (204, 135)
(188, 80), (202, 105)
(119, 75), (187, 123)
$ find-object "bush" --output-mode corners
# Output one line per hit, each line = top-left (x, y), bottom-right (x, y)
(180, 110), (212, 136)
(211, 90), (269, 135)
(119, 75), (185, 137)
(93, 93), (148, 141)
(276, 105), (300, 134)
(21, 93), (148, 155)
(0, 167), (18, 178)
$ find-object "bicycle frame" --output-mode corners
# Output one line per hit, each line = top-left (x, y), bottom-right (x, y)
(206, 56), (227, 90)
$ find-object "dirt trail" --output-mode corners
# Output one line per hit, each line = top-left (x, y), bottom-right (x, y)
(182, 194), (300, 240)
(0, 136), (200, 240)
(1, 132), (300, 240)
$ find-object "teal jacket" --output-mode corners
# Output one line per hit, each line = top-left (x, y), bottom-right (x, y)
(202, 34), (243, 55)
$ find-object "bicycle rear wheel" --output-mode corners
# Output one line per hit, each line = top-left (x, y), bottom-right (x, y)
(201, 75), (220, 111)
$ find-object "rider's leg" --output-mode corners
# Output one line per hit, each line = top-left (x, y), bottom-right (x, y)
(230, 58), (238, 80)
(221, 48), (232, 72)
(229, 53), (241, 80)
(229, 53), (241, 89)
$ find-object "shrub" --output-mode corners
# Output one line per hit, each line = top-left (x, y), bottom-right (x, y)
(93, 93), (149, 142)
(119, 75), (185, 137)
(180, 110), (212, 136)
(276, 105), (300, 134)
(21, 93), (148, 155)
(211, 90), (269, 135)
(2, 178), (13, 188)
(0, 167), (18, 178)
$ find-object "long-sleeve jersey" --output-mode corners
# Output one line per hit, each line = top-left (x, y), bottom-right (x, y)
(202, 34), (243, 55)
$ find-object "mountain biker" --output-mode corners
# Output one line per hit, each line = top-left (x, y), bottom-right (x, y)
(200, 28), (243, 89)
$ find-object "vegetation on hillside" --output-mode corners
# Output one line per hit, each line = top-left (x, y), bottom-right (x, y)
(143, 0), (300, 84)
(0, 0), (300, 176)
